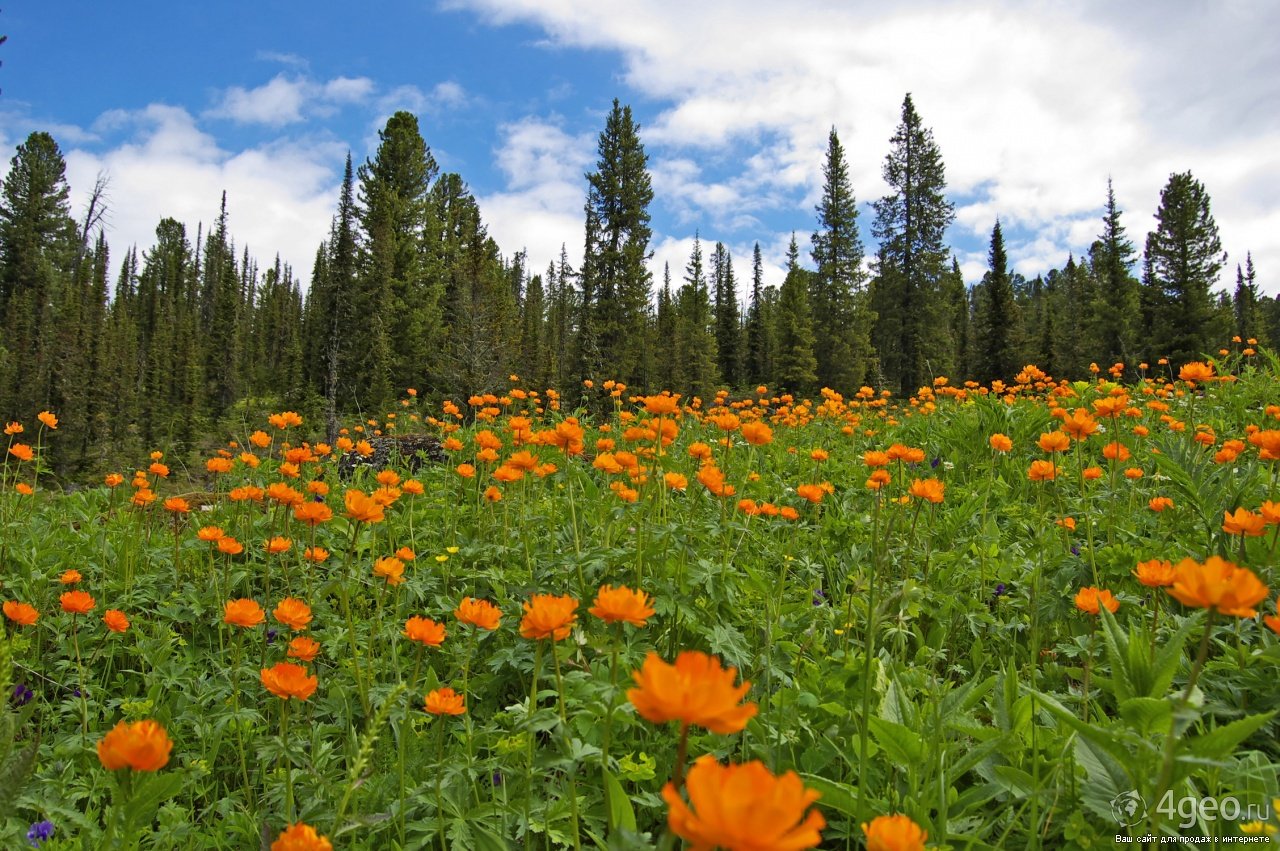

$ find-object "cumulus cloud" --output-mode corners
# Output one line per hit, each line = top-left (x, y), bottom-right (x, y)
(57, 104), (340, 282)
(453, 0), (1280, 293)
(206, 73), (380, 127)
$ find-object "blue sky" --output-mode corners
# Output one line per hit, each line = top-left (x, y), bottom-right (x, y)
(3, 1), (1278, 296)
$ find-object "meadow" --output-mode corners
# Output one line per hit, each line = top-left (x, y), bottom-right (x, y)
(2, 347), (1279, 850)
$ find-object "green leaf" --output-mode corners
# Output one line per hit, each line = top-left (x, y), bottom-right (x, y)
(602, 766), (637, 833)
(122, 771), (185, 834)
(1186, 711), (1276, 761)
(868, 716), (924, 766)
(1118, 697), (1172, 736)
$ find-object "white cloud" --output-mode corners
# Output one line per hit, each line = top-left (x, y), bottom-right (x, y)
(453, 0), (1280, 294)
(58, 104), (340, 283)
(323, 76), (376, 104)
(207, 75), (312, 126)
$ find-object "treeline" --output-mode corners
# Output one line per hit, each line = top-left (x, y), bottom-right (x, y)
(1, 96), (1277, 474)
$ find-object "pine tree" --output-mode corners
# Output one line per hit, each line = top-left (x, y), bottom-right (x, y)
(940, 257), (969, 379)
(1093, 179), (1139, 367)
(200, 193), (243, 418)
(579, 99), (654, 386)
(1233, 253), (1260, 345)
(976, 220), (1018, 384)
(871, 94), (955, 395)
(653, 263), (679, 392)
(774, 234), (818, 394)
(711, 242), (742, 388)
(744, 242), (777, 387)
(676, 234), (719, 400)
(811, 128), (874, 391)
(519, 272), (547, 390)
(1142, 171), (1224, 365)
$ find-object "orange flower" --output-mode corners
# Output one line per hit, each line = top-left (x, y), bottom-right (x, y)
(664, 472), (688, 491)
(1061, 409), (1099, 441)
(1261, 501), (1280, 526)
(483, 485), (503, 502)
(250, 430), (272, 448)
(404, 615), (446, 646)
(3, 600), (38, 626)
(908, 478), (945, 504)
(217, 536), (245, 556)
(7, 443), (33, 462)
(302, 546), (329, 563)
(519, 593), (578, 641)
(1249, 429), (1280, 461)
(1102, 441), (1132, 462)
(1056, 517), (1077, 532)
(1222, 507), (1266, 537)
(989, 433), (1012, 453)
(261, 661), (319, 701)
(643, 394), (681, 416)
(862, 813), (928, 851)
(373, 556), (406, 586)
(97, 719), (172, 771)
(60, 590), (95, 615)
(1037, 431), (1070, 453)
(224, 598), (265, 628)
(266, 482), (304, 507)
(197, 525), (225, 542)
(14, 483), (32, 495)
(1148, 496), (1175, 513)
(628, 650), (757, 734)
(1264, 599), (1280, 636)
(1134, 559), (1176, 587)
(206, 456), (233, 474)
(455, 597), (502, 630)
(1178, 361), (1215, 382)
(1074, 586), (1120, 615)
(37, 410), (58, 429)
(424, 686), (466, 716)
(148, 462), (170, 478)
(1081, 466), (1103, 481)
(287, 636), (321, 662)
(1123, 467), (1144, 480)
(103, 609), (130, 633)
(344, 489), (385, 523)
(104, 473), (124, 487)
(740, 421), (773, 446)
(662, 755), (824, 850)
(590, 585), (655, 627)
(779, 506), (800, 521)
(271, 821), (333, 851)
(796, 483), (825, 504)
(688, 441), (713, 461)
(1027, 460), (1057, 481)
(264, 536), (292, 554)
(864, 450), (891, 467)
(3, 421), (21, 435)
(273, 598), (312, 631)
(293, 502), (333, 526)
(60, 569), (82, 584)
(866, 469), (891, 490)
(1166, 556), (1269, 617)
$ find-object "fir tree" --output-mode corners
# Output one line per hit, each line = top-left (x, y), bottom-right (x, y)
(676, 234), (719, 400)
(744, 242), (777, 387)
(775, 234), (818, 394)
(711, 242), (742, 388)
(1093, 179), (1139, 367)
(976, 220), (1018, 384)
(1233, 253), (1260, 345)
(871, 94), (955, 395)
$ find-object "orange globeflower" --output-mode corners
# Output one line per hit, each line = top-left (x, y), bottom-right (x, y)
(217, 536), (245, 556)
(643, 394), (681, 416)
(60, 590), (96, 615)
(3, 421), (21, 435)
(1027, 460), (1057, 481)
(224, 598), (265, 628)
(302, 546), (329, 563)
(293, 501), (333, 526)
(1074, 586), (1120, 615)
(197, 526), (225, 543)
(373, 556), (406, 586)
(404, 615), (446, 646)
(206, 456), (233, 474)
(1148, 496), (1175, 513)
(287, 636), (321, 663)
(662, 755), (824, 851)
(740, 421), (773, 446)
(908, 478), (945, 504)
(163, 497), (190, 514)
(3, 600), (38, 626)
(862, 813), (928, 851)
(628, 650), (757, 734)
(989, 433), (1013, 453)
(795, 483), (824, 504)
(483, 485), (503, 503)
(1166, 556), (1269, 618)
(37, 410), (58, 430)
(271, 821), (333, 851)
(1178, 361), (1215, 383)
(520, 594), (578, 641)
(261, 661), (319, 701)
(1265, 599), (1280, 636)
(265, 536), (292, 554)
(455, 597), (502, 630)
(424, 686), (466, 716)
(1061, 408), (1099, 440)
(664, 472), (688, 491)
(1222, 507), (1266, 537)
(1082, 466), (1104, 481)
(60, 569), (83, 585)
(1134, 559), (1176, 588)
(103, 609), (130, 633)
(7, 443), (33, 462)
(97, 719), (172, 771)
(104, 473), (124, 488)
(344, 489), (385, 523)
(273, 598), (312, 631)
(590, 585), (655, 627)
(1102, 441), (1132, 462)
(1037, 431), (1071, 453)
(148, 462), (170, 478)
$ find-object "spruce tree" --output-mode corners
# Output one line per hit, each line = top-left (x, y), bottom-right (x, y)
(811, 128), (874, 390)
(579, 99), (654, 386)
(977, 220), (1018, 384)
(1093, 179), (1139, 367)
(744, 242), (776, 387)
(871, 94), (955, 395)
(676, 234), (719, 400)
(1142, 171), (1224, 365)
(774, 234), (818, 394)
(711, 242), (741, 388)
(1233, 253), (1260, 345)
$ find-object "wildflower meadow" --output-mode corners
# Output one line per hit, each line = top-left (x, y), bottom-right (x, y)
(3, 349), (1280, 850)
